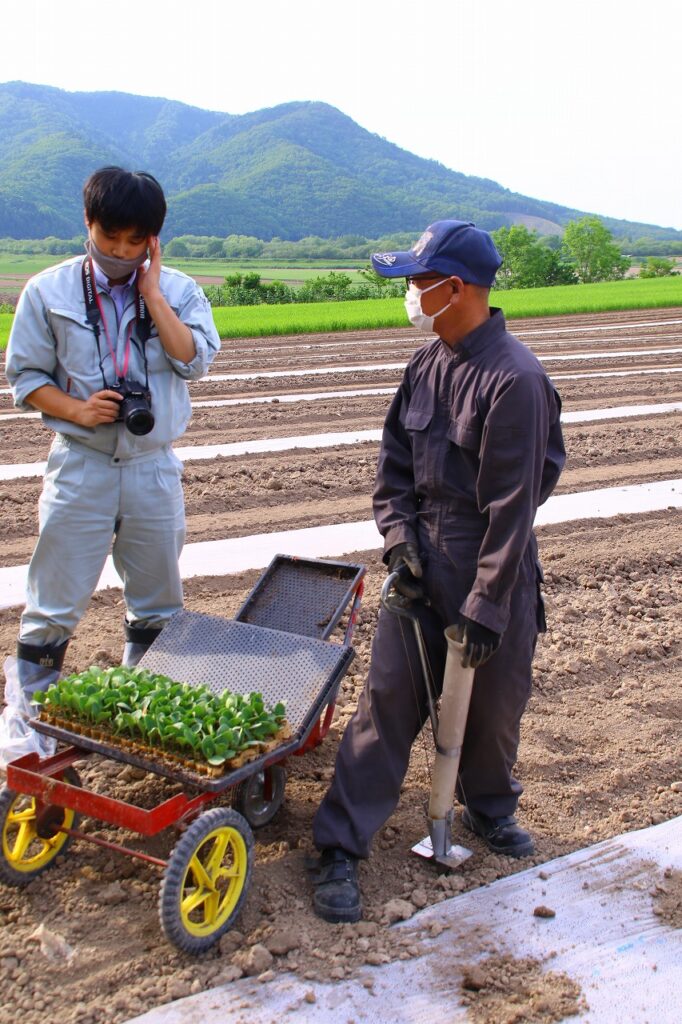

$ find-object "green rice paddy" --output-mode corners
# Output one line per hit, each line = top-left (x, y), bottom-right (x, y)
(1, 276), (681, 350)
(211, 277), (682, 339)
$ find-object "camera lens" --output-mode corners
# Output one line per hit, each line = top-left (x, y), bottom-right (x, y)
(112, 380), (154, 436)
(123, 399), (155, 435)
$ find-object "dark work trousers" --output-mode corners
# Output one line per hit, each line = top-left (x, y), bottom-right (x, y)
(313, 505), (543, 859)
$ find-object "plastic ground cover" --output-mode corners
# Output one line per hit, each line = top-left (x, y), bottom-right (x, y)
(0, 478), (681, 611)
(2, 402), (682, 481)
(124, 815), (682, 1024)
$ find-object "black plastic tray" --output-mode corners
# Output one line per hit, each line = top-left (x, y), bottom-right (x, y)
(235, 554), (365, 640)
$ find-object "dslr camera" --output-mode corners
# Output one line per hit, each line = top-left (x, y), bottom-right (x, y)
(109, 379), (154, 436)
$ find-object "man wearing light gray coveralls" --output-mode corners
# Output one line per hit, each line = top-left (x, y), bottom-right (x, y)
(312, 220), (566, 923)
(3, 167), (220, 745)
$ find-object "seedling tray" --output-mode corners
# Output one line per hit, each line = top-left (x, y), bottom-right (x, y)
(32, 612), (354, 793)
(235, 554), (365, 639)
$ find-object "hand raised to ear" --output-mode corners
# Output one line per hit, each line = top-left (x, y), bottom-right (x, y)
(137, 236), (161, 297)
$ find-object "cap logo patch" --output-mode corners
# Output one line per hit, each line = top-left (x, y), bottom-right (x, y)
(412, 230), (433, 258)
(373, 253), (397, 266)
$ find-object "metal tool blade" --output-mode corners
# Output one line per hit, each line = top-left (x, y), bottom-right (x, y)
(411, 834), (473, 869)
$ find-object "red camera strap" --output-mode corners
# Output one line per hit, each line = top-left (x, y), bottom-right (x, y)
(81, 257), (149, 382)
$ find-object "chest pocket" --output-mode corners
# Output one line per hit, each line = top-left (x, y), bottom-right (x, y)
(49, 308), (91, 337)
(48, 308), (102, 378)
(446, 416), (481, 454)
(403, 407), (436, 490)
(404, 408), (432, 433)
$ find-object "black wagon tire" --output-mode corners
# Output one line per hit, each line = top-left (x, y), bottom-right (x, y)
(0, 767), (81, 886)
(159, 806), (254, 954)
(232, 764), (287, 829)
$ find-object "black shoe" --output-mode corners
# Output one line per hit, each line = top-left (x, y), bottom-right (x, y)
(462, 808), (535, 858)
(311, 847), (362, 923)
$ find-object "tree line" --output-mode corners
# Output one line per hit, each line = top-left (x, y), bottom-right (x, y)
(492, 217), (676, 290)
(200, 218), (677, 307)
(0, 218), (678, 313)
(202, 270), (405, 307)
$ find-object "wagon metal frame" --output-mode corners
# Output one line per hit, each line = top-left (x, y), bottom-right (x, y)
(0, 554), (365, 952)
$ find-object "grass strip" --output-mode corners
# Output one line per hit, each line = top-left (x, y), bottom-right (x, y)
(495, 276), (682, 319)
(2, 278), (681, 350)
(210, 297), (404, 339)
(1, 313), (14, 350)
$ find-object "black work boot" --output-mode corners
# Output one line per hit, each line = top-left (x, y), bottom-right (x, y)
(122, 622), (163, 667)
(311, 847), (362, 924)
(462, 808), (535, 858)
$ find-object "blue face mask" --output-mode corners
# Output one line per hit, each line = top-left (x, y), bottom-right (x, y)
(84, 237), (148, 281)
(404, 278), (452, 332)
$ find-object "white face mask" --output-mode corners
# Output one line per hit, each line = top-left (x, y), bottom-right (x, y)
(404, 278), (452, 332)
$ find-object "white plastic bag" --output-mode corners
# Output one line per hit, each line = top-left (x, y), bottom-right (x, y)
(0, 656), (56, 768)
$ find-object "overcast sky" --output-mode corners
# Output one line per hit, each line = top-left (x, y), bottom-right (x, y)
(5, 0), (681, 230)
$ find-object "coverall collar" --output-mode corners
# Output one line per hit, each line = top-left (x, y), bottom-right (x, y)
(440, 307), (506, 363)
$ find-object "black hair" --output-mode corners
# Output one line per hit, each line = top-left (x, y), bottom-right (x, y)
(83, 166), (167, 235)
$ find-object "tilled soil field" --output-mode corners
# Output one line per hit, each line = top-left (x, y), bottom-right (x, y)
(0, 307), (681, 1024)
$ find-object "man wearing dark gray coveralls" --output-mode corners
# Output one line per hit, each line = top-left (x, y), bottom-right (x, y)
(311, 220), (566, 923)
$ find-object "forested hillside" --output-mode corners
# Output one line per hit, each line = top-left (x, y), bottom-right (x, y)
(1, 81), (680, 246)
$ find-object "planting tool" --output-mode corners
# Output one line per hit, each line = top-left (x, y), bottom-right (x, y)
(1, 555), (365, 954)
(381, 573), (474, 870)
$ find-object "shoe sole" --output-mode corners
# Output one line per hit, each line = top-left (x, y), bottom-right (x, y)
(313, 898), (362, 924)
(488, 841), (535, 858)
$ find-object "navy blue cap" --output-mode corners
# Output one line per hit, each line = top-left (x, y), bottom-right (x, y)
(371, 220), (502, 287)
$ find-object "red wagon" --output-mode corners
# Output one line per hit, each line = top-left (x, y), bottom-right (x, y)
(0, 555), (365, 953)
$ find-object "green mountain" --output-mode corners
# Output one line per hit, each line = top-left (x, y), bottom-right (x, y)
(0, 81), (679, 245)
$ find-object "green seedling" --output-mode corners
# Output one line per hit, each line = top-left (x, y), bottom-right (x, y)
(35, 666), (287, 767)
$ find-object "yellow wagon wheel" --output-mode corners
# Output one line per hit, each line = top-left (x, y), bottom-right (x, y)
(0, 768), (81, 886)
(159, 806), (254, 954)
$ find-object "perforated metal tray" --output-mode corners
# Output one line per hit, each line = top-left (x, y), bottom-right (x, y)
(139, 612), (350, 730)
(235, 555), (364, 639)
(33, 611), (354, 792)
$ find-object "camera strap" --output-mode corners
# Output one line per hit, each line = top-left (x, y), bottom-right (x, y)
(81, 257), (150, 389)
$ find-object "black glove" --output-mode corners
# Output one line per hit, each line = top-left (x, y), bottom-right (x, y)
(453, 614), (501, 668)
(387, 541), (424, 600)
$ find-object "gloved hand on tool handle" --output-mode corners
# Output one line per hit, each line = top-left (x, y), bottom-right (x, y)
(387, 541), (424, 600)
(453, 614), (501, 668)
